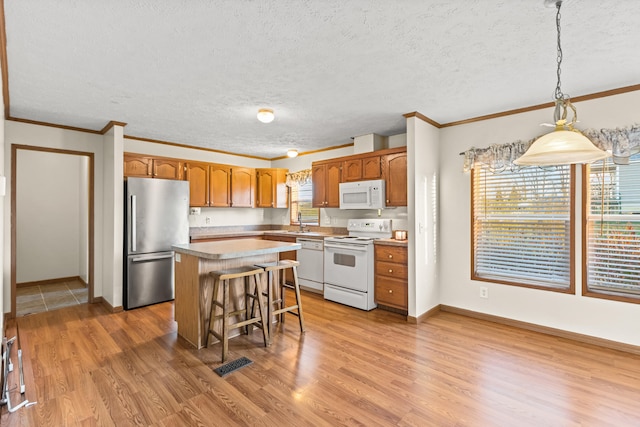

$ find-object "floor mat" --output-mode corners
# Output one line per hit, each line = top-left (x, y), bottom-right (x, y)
(213, 357), (253, 377)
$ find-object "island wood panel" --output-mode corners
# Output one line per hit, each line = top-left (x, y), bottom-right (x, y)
(174, 252), (276, 349)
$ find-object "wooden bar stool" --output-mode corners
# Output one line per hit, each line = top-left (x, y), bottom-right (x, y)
(253, 260), (305, 344)
(206, 265), (269, 362)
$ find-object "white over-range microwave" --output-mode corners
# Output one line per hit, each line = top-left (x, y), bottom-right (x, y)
(339, 179), (386, 209)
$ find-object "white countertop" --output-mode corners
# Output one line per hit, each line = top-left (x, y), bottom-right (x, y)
(173, 238), (301, 260)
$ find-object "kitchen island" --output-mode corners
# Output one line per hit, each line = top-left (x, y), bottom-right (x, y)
(172, 239), (301, 349)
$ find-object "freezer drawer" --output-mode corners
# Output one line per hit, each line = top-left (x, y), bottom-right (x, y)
(125, 252), (175, 309)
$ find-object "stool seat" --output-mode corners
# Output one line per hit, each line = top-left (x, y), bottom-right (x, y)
(211, 266), (265, 280)
(207, 265), (269, 362)
(255, 260), (300, 272)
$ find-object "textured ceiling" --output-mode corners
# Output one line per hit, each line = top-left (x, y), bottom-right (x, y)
(4, 0), (640, 159)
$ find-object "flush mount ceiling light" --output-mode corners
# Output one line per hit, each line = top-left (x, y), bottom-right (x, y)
(287, 149), (299, 158)
(257, 108), (275, 123)
(514, 0), (610, 166)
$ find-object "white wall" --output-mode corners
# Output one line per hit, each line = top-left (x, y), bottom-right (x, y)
(4, 121), (105, 313)
(102, 126), (124, 308)
(439, 90), (640, 346)
(79, 156), (89, 283)
(0, 75), (4, 333)
(407, 117), (440, 318)
(16, 150), (83, 283)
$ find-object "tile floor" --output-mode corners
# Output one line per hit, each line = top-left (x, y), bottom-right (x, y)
(16, 279), (88, 317)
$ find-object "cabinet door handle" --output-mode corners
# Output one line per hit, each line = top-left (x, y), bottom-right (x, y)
(388, 269), (393, 273)
(388, 289), (393, 293)
(386, 199), (390, 203)
(388, 254), (393, 259)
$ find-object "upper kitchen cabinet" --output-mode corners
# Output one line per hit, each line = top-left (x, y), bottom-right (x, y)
(256, 168), (288, 208)
(342, 155), (381, 182)
(124, 154), (183, 180)
(230, 167), (256, 208)
(209, 164), (231, 207)
(382, 150), (407, 207)
(185, 162), (210, 207)
(312, 161), (341, 207)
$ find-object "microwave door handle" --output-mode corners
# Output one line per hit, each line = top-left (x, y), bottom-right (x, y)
(368, 187), (372, 207)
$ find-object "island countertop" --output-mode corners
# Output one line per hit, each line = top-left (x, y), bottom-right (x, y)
(173, 238), (301, 260)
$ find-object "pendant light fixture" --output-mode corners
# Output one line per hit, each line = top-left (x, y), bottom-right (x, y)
(514, 0), (610, 166)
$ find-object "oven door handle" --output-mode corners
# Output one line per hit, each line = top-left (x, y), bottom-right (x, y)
(323, 243), (369, 252)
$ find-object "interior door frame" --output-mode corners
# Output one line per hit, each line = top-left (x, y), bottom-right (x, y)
(10, 144), (95, 317)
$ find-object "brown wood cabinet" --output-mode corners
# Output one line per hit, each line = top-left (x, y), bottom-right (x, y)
(256, 168), (288, 208)
(375, 244), (408, 312)
(342, 155), (381, 182)
(231, 167), (256, 208)
(311, 161), (341, 207)
(209, 164), (231, 207)
(124, 154), (182, 180)
(382, 151), (407, 207)
(263, 235), (297, 284)
(185, 162), (210, 207)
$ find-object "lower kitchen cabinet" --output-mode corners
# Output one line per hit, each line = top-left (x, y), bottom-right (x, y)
(374, 244), (408, 313)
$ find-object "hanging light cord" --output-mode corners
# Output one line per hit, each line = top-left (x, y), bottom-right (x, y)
(554, 1), (564, 101)
(549, 1), (580, 129)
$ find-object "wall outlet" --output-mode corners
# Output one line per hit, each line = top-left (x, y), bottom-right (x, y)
(190, 207), (201, 215)
(480, 286), (489, 299)
(205, 216), (211, 224)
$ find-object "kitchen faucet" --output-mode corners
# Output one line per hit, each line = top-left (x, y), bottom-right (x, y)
(298, 212), (304, 232)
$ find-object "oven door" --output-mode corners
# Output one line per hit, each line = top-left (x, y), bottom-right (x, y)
(323, 242), (370, 292)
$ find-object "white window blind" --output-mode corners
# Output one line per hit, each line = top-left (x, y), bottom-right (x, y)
(586, 154), (640, 298)
(290, 181), (319, 225)
(472, 166), (573, 289)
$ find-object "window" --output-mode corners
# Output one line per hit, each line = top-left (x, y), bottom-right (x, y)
(585, 155), (640, 302)
(472, 165), (574, 291)
(290, 181), (319, 226)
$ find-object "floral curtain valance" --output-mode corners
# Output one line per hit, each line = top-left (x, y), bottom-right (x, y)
(285, 169), (312, 187)
(462, 124), (640, 172)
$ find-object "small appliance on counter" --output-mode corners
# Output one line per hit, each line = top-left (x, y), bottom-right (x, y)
(393, 230), (408, 240)
(323, 218), (392, 310)
(124, 178), (190, 309)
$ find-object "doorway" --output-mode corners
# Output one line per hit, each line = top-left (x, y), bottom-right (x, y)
(11, 145), (95, 317)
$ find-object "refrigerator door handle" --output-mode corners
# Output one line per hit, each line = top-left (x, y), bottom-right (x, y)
(131, 253), (174, 263)
(131, 195), (137, 252)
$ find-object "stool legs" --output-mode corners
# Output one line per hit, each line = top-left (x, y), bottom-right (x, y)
(290, 265), (305, 333)
(206, 267), (270, 363)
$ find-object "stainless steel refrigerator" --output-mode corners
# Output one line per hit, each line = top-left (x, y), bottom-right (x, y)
(124, 177), (190, 309)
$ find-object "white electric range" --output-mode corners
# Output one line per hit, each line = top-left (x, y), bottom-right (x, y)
(323, 218), (392, 310)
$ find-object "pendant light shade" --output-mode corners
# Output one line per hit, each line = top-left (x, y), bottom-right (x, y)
(514, 0), (611, 166)
(514, 128), (610, 166)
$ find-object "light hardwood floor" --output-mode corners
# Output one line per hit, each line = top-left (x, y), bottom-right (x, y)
(2, 291), (640, 426)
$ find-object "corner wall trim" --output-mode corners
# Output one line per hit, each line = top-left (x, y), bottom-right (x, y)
(407, 304), (441, 324)
(440, 305), (640, 356)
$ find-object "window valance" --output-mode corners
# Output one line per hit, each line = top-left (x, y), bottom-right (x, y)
(462, 124), (640, 172)
(285, 169), (312, 187)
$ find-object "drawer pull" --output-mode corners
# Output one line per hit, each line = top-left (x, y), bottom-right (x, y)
(388, 289), (393, 293)
(388, 254), (393, 259)
(388, 269), (393, 273)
